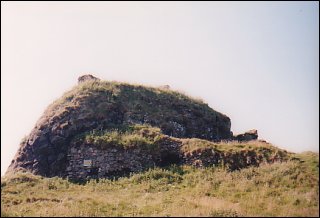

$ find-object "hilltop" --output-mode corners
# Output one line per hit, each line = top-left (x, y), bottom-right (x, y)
(7, 75), (240, 178)
(2, 75), (319, 217)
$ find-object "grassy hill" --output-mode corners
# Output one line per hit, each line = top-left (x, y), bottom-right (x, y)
(42, 79), (232, 140)
(3, 78), (319, 216)
(1, 147), (318, 217)
(7, 79), (233, 178)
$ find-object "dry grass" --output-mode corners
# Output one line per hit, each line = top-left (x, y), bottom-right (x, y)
(1, 152), (318, 217)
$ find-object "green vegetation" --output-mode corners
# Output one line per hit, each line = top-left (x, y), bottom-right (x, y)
(1, 152), (318, 217)
(70, 125), (290, 172)
(181, 138), (288, 155)
(73, 124), (164, 151)
(3, 80), (318, 216)
(43, 80), (230, 140)
(48, 80), (209, 119)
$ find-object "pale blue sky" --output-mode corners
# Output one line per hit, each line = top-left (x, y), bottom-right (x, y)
(1, 2), (319, 175)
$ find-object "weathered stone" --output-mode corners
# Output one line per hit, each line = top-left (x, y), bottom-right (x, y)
(5, 75), (245, 179)
(78, 74), (100, 83)
(158, 85), (170, 90)
(234, 129), (258, 142)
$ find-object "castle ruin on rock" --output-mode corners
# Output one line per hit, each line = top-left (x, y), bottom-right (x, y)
(6, 75), (268, 181)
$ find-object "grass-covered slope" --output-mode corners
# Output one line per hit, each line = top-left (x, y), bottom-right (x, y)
(4, 77), (318, 217)
(39, 80), (232, 140)
(1, 152), (318, 217)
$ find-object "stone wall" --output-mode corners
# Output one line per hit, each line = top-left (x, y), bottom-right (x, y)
(66, 145), (154, 180)
(65, 136), (182, 180)
(64, 136), (288, 181)
(234, 129), (258, 142)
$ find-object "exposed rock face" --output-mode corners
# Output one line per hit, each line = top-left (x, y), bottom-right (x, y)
(234, 129), (258, 142)
(6, 76), (234, 178)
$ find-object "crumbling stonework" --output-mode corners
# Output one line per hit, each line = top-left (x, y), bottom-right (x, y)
(234, 129), (258, 142)
(6, 76), (235, 178)
(64, 136), (288, 180)
(78, 74), (100, 83)
(66, 145), (153, 180)
(65, 135), (182, 180)
(6, 75), (277, 180)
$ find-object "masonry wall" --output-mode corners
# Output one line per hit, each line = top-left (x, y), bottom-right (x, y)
(65, 145), (155, 180)
(64, 139), (287, 181)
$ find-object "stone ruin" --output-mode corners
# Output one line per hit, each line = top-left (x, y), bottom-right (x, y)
(234, 129), (258, 142)
(66, 136), (181, 180)
(5, 75), (271, 181)
(78, 74), (100, 83)
(158, 85), (171, 90)
(65, 135), (286, 181)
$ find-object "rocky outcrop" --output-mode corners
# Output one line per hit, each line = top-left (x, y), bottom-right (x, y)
(158, 85), (170, 90)
(234, 129), (258, 142)
(6, 75), (234, 178)
(78, 74), (100, 83)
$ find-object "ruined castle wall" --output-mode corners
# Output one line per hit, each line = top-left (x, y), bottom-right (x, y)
(65, 145), (154, 180)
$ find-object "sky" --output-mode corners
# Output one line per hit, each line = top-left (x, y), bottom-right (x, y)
(1, 1), (319, 175)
